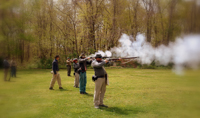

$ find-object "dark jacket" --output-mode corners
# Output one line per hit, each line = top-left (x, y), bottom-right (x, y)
(91, 60), (106, 77)
(52, 59), (59, 74)
(73, 63), (80, 73)
(3, 59), (10, 69)
(79, 58), (92, 72)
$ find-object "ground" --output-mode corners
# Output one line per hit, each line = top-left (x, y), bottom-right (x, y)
(0, 68), (200, 118)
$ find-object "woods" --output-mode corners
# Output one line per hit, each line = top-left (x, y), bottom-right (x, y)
(0, 0), (200, 66)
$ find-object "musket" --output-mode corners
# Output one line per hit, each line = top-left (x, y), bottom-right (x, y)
(87, 56), (139, 61)
(105, 57), (139, 61)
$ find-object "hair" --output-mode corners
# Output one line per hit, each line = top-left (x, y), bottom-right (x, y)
(55, 55), (59, 58)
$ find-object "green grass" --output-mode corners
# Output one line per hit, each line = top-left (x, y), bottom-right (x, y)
(0, 68), (200, 118)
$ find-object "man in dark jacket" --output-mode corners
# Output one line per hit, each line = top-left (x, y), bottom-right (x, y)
(79, 53), (92, 94)
(49, 55), (63, 90)
(73, 58), (80, 88)
(3, 57), (10, 81)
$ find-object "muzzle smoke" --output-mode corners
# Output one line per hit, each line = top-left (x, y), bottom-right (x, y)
(91, 33), (200, 75)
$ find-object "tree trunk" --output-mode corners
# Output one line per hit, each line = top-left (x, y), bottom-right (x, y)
(49, 0), (53, 57)
(166, 0), (177, 45)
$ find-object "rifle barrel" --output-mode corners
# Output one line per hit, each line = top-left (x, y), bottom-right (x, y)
(121, 57), (139, 59)
(89, 56), (139, 60)
(108, 57), (139, 60)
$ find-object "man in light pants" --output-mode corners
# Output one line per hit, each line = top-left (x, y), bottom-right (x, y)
(73, 58), (80, 88)
(49, 55), (63, 90)
(91, 54), (109, 109)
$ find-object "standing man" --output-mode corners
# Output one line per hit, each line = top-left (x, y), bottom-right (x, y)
(73, 58), (80, 88)
(10, 58), (17, 78)
(91, 54), (109, 109)
(3, 57), (10, 81)
(79, 53), (92, 94)
(49, 55), (63, 90)
(66, 57), (73, 76)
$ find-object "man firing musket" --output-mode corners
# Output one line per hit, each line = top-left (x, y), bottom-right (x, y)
(91, 54), (138, 109)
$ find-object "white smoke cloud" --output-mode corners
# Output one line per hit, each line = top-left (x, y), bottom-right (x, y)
(110, 33), (200, 75)
(90, 33), (200, 74)
(89, 50), (112, 57)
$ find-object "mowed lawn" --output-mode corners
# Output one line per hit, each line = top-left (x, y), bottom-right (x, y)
(0, 68), (200, 118)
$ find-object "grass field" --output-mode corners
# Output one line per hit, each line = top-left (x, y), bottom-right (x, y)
(0, 68), (200, 118)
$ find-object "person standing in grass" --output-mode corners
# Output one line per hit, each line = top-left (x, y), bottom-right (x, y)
(3, 57), (10, 81)
(78, 53), (92, 94)
(49, 55), (63, 90)
(66, 57), (73, 76)
(91, 54), (109, 109)
(73, 58), (80, 88)
(10, 58), (17, 78)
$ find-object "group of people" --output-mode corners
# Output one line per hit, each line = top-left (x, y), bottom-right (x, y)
(49, 53), (114, 109)
(3, 57), (17, 81)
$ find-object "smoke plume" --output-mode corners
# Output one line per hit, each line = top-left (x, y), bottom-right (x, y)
(91, 33), (200, 74)
(111, 33), (200, 74)
(89, 50), (112, 57)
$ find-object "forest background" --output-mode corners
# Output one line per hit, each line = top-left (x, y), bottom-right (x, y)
(0, 0), (200, 69)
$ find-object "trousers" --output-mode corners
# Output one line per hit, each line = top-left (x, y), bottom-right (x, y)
(67, 65), (71, 76)
(50, 71), (62, 88)
(4, 69), (9, 81)
(11, 66), (16, 77)
(79, 72), (87, 92)
(74, 73), (79, 87)
(94, 77), (106, 106)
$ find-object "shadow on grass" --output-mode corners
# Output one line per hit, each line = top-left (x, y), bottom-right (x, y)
(100, 106), (145, 115)
(84, 93), (93, 97)
(6, 80), (16, 82)
(59, 89), (68, 91)
(53, 89), (70, 91)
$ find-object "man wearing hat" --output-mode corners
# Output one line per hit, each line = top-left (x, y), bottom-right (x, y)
(91, 54), (109, 109)
(49, 55), (63, 90)
(79, 53), (92, 94)
(66, 57), (73, 76)
(73, 58), (80, 88)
